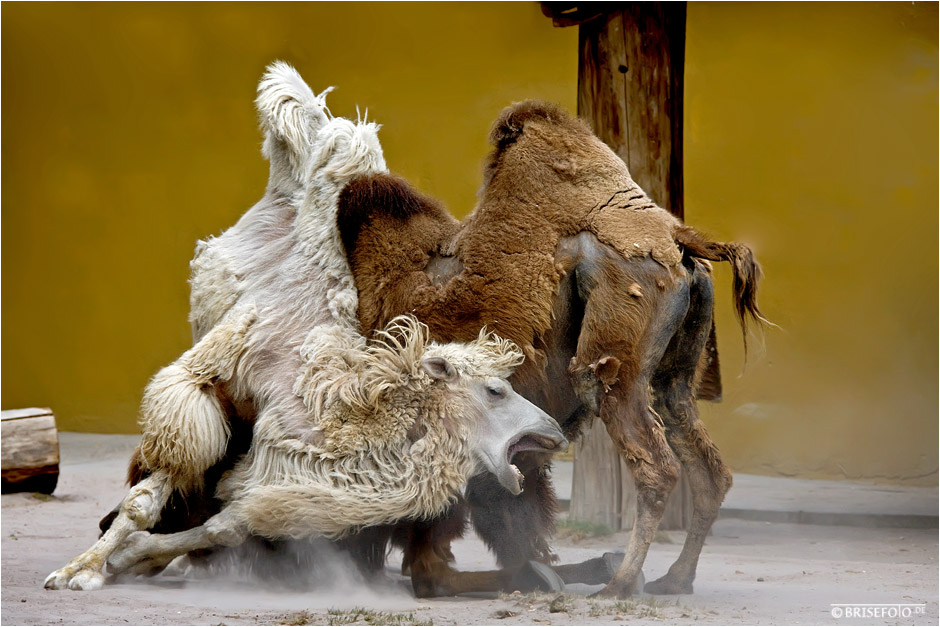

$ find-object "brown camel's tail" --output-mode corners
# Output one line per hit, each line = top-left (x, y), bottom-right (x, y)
(675, 225), (771, 354)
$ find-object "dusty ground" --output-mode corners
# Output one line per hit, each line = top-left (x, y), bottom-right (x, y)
(2, 436), (937, 626)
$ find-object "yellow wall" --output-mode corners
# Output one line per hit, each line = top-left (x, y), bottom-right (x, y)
(685, 2), (938, 485)
(1, 2), (577, 431)
(3, 3), (936, 485)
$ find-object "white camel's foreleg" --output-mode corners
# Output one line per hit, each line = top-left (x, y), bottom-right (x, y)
(44, 471), (171, 590)
(106, 508), (248, 576)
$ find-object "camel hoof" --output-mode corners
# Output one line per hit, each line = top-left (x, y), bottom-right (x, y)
(644, 574), (693, 595)
(590, 569), (645, 599)
(67, 570), (105, 591)
(45, 566), (105, 591)
(43, 569), (71, 590)
(510, 561), (565, 593)
(44, 564), (105, 591)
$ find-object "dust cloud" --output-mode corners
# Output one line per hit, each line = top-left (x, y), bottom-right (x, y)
(108, 536), (418, 613)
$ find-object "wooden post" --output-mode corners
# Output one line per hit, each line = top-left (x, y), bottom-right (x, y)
(545, 2), (692, 531)
(576, 3), (686, 218)
(2, 407), (60, 494)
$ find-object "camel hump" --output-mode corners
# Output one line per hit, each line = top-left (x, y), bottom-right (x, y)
(488, 100), (585, 149)
(336, 173), (449, 254)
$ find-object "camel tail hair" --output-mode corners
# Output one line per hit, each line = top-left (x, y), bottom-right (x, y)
(675, 225), (772, 355)
(136, 363), (231, 492)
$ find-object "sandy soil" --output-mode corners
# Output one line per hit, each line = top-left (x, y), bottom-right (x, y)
(2, 442), (937, 626)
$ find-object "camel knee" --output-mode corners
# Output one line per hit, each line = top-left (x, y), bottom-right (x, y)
(631, 455), (680, 517)
(123, 492), (158, 527)
(122, 473), (171, 528)
(204, 512), (248, 547)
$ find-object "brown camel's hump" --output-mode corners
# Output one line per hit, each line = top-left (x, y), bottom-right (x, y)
(337, 173), (460, 334)
(488, 100), (588, 150)
(337, 173), (454, 258)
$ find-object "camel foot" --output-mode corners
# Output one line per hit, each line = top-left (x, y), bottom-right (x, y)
(510, 561), (565, 594)
(644, 573), (693, 595)
(590, 569), (645, 599)
(44, 565), (105, 591)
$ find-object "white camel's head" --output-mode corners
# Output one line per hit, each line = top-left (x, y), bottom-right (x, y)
(420, 347), (569, 495)
(298, 316), (568, 496)
(385, 318), (570, 495)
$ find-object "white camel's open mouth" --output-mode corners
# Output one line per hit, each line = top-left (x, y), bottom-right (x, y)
(501, 433), (568, 493)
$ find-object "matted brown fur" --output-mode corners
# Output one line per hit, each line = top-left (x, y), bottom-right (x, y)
(340, 101), (682, 381)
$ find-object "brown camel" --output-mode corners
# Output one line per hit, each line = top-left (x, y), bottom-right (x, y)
(335, 101), (767, 598)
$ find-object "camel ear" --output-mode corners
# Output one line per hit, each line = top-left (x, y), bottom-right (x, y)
(421, 356), (458, 382)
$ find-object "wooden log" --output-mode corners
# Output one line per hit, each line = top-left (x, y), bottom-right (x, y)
(1, 407), (60, 494)
(569, 3), (693, 531)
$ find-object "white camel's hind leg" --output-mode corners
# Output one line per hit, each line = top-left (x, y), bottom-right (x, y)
(257, 61), (335, 192)
(45, 306), (255, 591)
(44, 472), (171, 590)
(107, 509), (247, 576)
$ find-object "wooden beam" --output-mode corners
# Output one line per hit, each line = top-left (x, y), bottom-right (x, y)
(576, 3), (686, 217)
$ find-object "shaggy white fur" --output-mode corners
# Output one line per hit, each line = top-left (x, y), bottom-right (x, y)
(220, 316), (521, 540)
(46, 63), (564, 592)
(256, 61), (333, 198)
(46, 62), (388, 590)
(99, 316), (544, 577)
(189, 62), (386, 340)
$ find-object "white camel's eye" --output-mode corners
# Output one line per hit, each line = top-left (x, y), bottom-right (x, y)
(487, 385), (506, 399)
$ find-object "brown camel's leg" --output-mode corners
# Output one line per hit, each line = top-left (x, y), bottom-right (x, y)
(594, 390), (680, 598)
(645, 259), (732, 594)
(408, 546), (564, 597)
(645, 405), (731, 595)
(393, 502), (486, 597)
(569, 248), (696, 598)
(402, 489), (565, 597)
(405, 526), (514, 597)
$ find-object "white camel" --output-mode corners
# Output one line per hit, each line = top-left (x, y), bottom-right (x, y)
(45, 63), (565, 591)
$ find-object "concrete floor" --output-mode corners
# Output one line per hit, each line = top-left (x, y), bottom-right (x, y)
(550, 454), (937, 529)
(2, 433), (937, 625)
